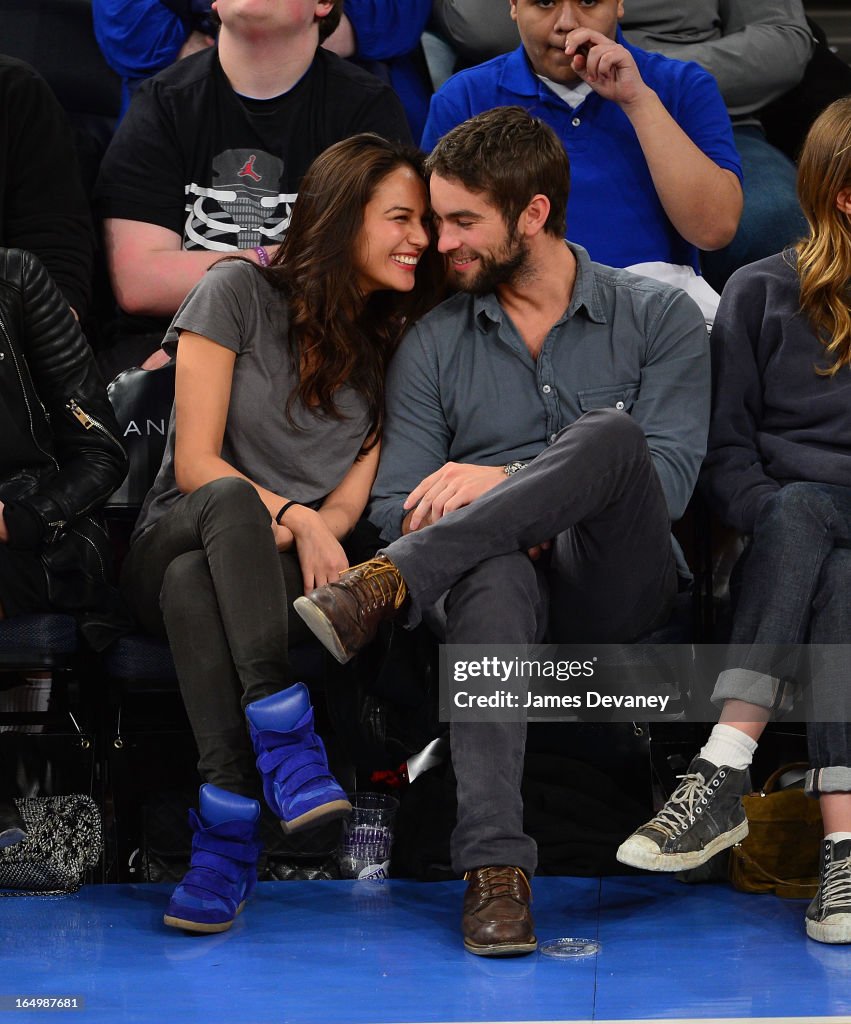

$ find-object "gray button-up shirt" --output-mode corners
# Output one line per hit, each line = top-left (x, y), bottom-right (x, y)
(368, 244), (709, 545)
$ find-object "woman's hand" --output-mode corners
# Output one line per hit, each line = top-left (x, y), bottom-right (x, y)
(285, 506), (350, 593)
(272, 522), (295, 552)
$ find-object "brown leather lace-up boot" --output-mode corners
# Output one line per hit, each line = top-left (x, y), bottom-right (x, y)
(293, 556), (408, 664)
(462, 866), (537, 957)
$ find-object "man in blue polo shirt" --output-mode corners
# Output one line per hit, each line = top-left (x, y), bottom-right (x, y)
(422, 0), (743, 280)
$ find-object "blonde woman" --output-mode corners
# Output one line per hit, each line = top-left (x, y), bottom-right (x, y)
(618, 97), (851, 944)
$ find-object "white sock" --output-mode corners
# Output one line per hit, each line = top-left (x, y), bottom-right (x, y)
(698, 724), (757, 771)
(824, 832), (851, 844)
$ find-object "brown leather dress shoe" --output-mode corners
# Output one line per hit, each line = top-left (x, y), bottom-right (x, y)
(293, 556), (408, 664)
(462, 866), (537, 957)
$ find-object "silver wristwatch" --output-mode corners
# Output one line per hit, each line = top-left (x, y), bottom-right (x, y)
(503, 461), (527, 476)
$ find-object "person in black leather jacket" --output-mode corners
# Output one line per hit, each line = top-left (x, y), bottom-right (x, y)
(0, 247), (128, 848)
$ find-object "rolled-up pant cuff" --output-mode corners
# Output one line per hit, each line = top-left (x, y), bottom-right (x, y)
(806, 766), (851, 797)
(711, 668), (796, 714)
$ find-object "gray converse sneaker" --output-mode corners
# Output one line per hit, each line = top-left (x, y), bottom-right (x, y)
(807, 838), (851, 944)
(616, 757), (750, 871)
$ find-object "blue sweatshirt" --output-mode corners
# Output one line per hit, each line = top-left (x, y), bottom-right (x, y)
(701, 251), (851, 534)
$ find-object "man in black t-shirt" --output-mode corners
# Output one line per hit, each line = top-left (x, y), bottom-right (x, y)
(94, 0), (410, 365)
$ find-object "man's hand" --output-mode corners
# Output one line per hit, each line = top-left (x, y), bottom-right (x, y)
(0, 500), (7, 544)
(404, 463), (505, 532)
(565, 28), (649, 107)
(526, 540), (551, 562)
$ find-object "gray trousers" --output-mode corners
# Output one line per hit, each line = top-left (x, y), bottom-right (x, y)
(383, 410), (678, 875)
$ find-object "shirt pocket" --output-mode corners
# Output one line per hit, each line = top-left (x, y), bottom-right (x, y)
(577, 381), (640, 414)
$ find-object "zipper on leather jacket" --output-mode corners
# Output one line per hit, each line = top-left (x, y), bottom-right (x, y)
(67, 398), (123, 452)
(45, 518), (67, 544)
(60, 399), (127, 520)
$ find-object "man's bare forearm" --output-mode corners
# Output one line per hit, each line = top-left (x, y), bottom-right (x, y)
(624, 89), (743, 250)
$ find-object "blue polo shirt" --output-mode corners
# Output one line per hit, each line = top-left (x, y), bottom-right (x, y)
(421, 32), (742, 271)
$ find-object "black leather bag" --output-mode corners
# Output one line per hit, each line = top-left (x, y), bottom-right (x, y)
(106, 362), (176, 513)
(0, 795), (102, 895)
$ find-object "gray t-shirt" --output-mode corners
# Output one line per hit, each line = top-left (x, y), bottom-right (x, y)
(133, 259), (372, 539)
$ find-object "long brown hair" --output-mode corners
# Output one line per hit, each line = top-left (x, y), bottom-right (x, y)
(264, 134), (442, 444)
(795, 97), (851, 375)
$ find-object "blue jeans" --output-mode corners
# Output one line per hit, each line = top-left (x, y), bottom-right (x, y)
(711, 482), (851, 795)
(701, 126), (808, 293)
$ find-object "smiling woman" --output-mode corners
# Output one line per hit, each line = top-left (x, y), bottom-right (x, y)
(119, 133), (443, 935)
(354, 165), (431, 296)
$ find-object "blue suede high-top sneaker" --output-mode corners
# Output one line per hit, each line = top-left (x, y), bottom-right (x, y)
(245, 683), (351, 833)
(164, 784), (261, 934)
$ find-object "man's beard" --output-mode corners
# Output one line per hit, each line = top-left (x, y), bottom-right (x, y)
(451, 233), (533, 296)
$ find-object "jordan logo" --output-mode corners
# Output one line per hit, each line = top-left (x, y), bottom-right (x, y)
(237, 155), (262, 182)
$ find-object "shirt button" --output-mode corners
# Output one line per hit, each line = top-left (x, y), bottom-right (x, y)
(542, 384), (552, 394)
(550, 433), (557, 444)
(615, 400), (625, 410)
(572, 117), (581, 127)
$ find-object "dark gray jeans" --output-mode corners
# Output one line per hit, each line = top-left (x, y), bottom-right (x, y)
(382, 409), (678, 876)
(121, 477), (312, 799)
(712, 482), (851, 797)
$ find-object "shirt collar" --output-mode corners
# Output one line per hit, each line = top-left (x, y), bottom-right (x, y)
(566, 242), (607, 323)
(498, 45), (544, 98)
(474, 242), (607, 328)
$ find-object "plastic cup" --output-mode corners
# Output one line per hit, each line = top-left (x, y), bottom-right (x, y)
(539, 937), (601, 959)
(337, 792), (399, 880)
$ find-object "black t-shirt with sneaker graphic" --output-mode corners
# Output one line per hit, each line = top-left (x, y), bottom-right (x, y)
(94, 46), (411, 252)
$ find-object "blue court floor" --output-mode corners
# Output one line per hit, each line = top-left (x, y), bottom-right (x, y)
(2, 875), (850, 1024)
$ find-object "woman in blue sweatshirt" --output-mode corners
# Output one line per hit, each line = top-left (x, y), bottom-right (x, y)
(618, 97), (851, 944)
